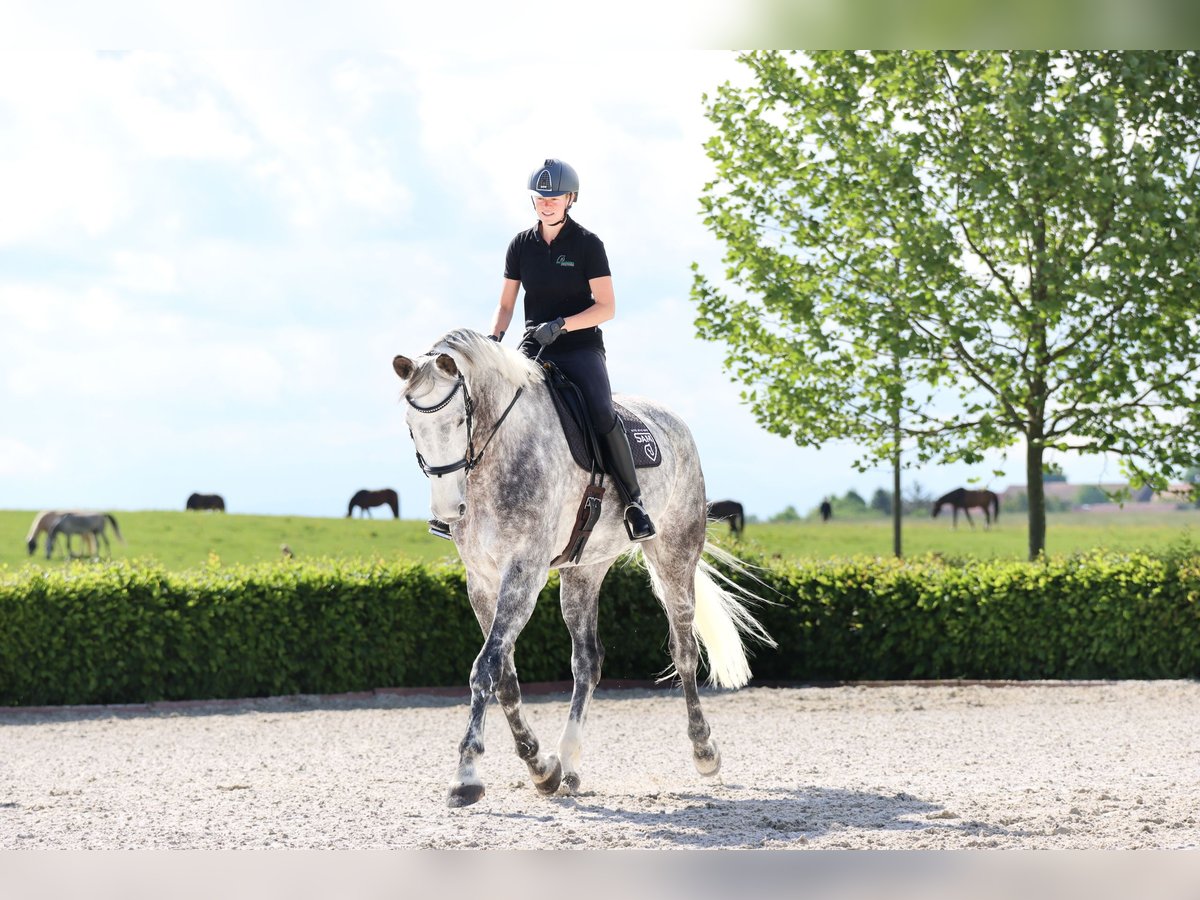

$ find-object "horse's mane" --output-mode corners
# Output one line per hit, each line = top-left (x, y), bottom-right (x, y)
(422, 328), (544, 392)
(26, 510), (57, 542)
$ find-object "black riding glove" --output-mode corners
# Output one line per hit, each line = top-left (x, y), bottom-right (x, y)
(532, 317), (566, 347)
(489, 331), (504, 343)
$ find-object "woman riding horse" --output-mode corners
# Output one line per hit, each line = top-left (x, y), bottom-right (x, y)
(428, 159), (653, 544)
(395, 329), (773, 807)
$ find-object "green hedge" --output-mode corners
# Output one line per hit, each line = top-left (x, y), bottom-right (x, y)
(1, 551), (1198, 706)
(746, 551), (1200, 682)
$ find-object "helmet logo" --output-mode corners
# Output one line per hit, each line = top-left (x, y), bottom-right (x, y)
(535, 169), (554, 192)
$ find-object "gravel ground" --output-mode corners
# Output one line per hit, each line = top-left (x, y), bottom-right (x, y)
(2, 681), (1198, 850)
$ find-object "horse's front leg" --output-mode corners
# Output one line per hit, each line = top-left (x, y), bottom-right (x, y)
(963, 508), (975, 530)
(495, 651), (562, 796)
(449, 562), (556, 808)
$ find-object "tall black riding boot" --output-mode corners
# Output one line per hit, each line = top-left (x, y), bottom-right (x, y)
(599, 419), (656, 542)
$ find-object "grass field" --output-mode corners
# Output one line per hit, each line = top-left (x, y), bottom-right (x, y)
(2, 510), (460, 573)
(721, 507), (1200, 561)
(4, 506), (1199, 574)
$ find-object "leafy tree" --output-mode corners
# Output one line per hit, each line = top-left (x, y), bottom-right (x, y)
(693, 51), (1200, 559)
(842, 489), (867, 509)
(870, 488), (893, 516)
(902, 481), (934, 516)
(1076, 484), (1111, 505)
(1043, 462), (1068, 483)
(770, 504), (802, 523)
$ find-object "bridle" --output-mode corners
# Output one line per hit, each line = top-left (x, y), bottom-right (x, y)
(406, 369), (526, 479)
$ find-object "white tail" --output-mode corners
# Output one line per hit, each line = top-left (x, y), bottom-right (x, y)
(692, 542), (776, 688)
(634, 541), (776, 689)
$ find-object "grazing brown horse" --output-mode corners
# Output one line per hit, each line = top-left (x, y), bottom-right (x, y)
(707, 499), (745, 538)
(347, 488), (399, 518)
(186, 492), (226, 512)
(932, 488), (999, 529)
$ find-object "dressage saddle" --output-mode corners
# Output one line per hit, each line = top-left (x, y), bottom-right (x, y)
(541, 362), (662, 474)
(541, 362), (661, 567)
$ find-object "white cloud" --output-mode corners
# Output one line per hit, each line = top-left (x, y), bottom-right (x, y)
(0, 437), (58, 477)
(0, 48), (1131, 520)
(111, 251), (180, 294)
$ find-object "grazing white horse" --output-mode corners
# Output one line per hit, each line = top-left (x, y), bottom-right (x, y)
(45, 512), (125, 560)
(25, 510), (96, 558)
(394, 328), (774, 808)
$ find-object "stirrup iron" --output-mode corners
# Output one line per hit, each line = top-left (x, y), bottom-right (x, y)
(623, 501), (656, 543)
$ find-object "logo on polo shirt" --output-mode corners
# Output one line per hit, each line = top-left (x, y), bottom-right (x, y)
(555, 255), (575, 267)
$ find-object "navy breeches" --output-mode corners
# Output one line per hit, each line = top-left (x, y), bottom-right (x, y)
(536, 345), (616, 433)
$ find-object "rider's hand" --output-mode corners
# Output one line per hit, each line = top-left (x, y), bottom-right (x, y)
(532, 317), (566, 347)
(489, 331), (504, 343)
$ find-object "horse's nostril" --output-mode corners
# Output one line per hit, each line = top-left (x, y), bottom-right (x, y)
(458, 503), (467, 516)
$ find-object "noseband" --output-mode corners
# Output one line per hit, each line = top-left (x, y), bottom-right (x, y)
(406, 373), (525, 479)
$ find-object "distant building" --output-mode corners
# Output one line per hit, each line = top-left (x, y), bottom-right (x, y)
(1001, 482), (1192, 510)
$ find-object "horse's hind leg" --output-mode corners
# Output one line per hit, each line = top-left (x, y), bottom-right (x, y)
(642, 534), (723, 778)
(556, 561), (613, 794)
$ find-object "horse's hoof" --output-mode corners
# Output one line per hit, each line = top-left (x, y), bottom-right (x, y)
(531, 754), (563, 796)
(694, 740), (722, 777)
(447, 782), (486, 808)
(560, 772), (581, 795)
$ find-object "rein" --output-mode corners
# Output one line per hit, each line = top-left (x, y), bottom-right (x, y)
(406, 349), (539, 479)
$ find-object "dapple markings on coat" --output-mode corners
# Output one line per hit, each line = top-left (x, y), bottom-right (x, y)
(394, 328), (773, 808)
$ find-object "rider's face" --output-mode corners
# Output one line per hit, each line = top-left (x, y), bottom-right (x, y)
(532, 193), (571, 222)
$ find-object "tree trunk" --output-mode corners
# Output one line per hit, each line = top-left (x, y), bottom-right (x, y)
(1026, 439), (1046, 560)
(890, 338), (902, 558)
(892, 423), (902, 559)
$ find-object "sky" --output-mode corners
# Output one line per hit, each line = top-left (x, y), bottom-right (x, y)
(0, 37), (1131, 521)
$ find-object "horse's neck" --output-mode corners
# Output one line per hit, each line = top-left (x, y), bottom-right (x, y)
(471, 374), (555, 471)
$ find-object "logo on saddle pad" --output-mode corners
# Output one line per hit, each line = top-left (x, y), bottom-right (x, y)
(555, 255), (575, 267)
(631, 429), (658, 462)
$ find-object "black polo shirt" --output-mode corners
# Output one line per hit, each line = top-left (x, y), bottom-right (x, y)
(504, 216), (610, 352)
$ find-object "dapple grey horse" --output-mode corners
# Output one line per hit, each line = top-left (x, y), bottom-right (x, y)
(393, 328), (774, 808)
(45, 512), (125, 560)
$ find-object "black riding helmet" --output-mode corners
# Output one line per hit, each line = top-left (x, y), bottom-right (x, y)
(528, 158), (579, 207)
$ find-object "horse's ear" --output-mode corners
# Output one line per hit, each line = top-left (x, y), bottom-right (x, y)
(435, 354), (459, 378)
(393, 355), (415, 380)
